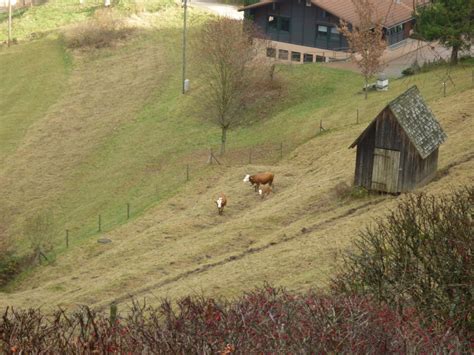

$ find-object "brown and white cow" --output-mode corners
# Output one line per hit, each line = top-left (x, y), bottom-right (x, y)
(258, 184), (273, 199)
(243, 172), (274, 192)
(215, 193), (227, 215)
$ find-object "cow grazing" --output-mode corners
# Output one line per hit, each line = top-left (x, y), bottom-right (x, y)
(215, 193), (227, 215)
(243, 172), (274, 192)
(259, 185), (273, 199)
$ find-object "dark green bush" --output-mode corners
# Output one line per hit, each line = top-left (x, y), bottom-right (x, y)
(333, 186), (473, 332)
(333, 182), (369, 200)
(401, 67), (415, 76)
(0, 252), (21, 287)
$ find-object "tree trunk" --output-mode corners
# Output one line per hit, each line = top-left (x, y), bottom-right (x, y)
(220, 126), (228, 156)
(364, 76), (368, 100)
(450, 45), (459, 65)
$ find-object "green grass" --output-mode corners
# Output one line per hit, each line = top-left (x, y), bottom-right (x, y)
(0, 1), (98, 42)
(1, 5), (473, 254)
(0, 0), (175, 43)
(0, 38), (70, 163)
(0, 2), (472, 305)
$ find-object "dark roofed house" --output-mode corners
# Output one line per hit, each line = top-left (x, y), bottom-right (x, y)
(349, 86), (446, 194)
(240, 0), (429, 63)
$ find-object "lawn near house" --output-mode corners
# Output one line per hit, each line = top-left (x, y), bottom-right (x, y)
(0, 1), (472, 310)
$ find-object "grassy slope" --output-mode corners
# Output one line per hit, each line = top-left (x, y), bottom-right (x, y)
(0, 39), (70, 163)
(0, 0), (174, 42)
(0, 1), (96, 42)
(0, 4), (473, 309)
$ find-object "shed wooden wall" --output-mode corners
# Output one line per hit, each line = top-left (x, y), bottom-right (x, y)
(354, 108), (439, 193)
(354, 123), (375, 188)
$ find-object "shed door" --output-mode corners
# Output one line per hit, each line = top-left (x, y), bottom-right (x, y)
(371, 148), (400, 193)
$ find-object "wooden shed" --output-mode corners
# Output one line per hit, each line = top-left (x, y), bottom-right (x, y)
(349, 86), (447, 193)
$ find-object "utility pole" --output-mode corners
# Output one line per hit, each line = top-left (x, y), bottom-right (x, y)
(7, 0), (12, 47)
(182, 0), (188, 94)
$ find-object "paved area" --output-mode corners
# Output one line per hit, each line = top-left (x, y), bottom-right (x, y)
(327, 38), (471, 78)
(190, 0), (243, 19)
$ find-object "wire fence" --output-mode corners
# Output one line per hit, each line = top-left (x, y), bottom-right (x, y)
(24, 55), (474, 262)
(38, 140), (301, 259)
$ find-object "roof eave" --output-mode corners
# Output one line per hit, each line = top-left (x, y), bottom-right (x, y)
(238, 0), (276, 11)
(349, 118), (378, 149)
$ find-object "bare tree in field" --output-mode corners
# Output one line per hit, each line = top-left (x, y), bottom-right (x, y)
(195, 18), (271, 155)
(23, 212), (54, 264)
(339, 0), (387, 99)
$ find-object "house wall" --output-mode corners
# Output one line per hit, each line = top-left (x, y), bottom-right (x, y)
(249, 0), (348, 50)
(385, 20), (414, 46)
(354, 108), (438, 193)
(249, 0), (414, 50)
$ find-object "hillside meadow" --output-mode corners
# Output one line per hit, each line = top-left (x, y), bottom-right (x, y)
(0, 2), (473, 310)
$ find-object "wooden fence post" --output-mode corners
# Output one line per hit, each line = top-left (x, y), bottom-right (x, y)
(98, 215), (102, 232)
(110, 302), (117, 324)
(209, 148), (213, 164)
(66, 229), (69, 248)
(127, 203), (130, 220)
(356, 108), (359, 124)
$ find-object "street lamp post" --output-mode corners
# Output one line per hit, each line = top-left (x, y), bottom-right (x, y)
(7, 0), (12, 47)
(182, 0), (188, 94)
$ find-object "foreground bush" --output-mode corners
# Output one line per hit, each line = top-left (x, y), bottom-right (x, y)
(333, 186), (473, 332)
(1, 286), (468, 353)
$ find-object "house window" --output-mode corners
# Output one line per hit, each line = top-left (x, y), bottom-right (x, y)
(278, 49), (289, 60)
(315, 55), (325, 62)
(316, 25), (329, 48)
(266, 47), (276, 58)
(329, 26), (340, 48)
(291, 51), (301, 62)
(268, 15), (278, 31)
(267, 15), (290, 33)
(318, 25), (328, 35)
(303, 53), (314, 63)
(389, 24), (403, 35)
(279, 17), (290, 32)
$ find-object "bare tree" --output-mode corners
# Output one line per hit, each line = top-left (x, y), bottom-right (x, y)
(195, 18), (271, 155)
(23, 212), (54, 264)
(339, 0), (387, 99)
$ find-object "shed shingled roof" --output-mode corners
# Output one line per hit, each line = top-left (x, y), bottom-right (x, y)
(350, 86), (447, 159)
